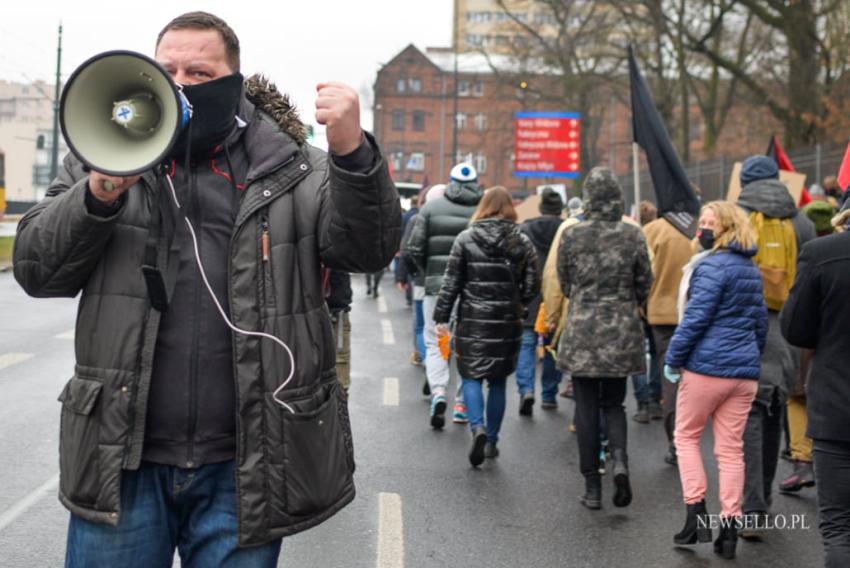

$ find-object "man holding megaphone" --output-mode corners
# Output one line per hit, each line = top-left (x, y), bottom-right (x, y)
(14, 11), (400, 567)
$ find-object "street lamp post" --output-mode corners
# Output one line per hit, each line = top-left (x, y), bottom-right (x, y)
(519, 80), (528, 192)
(49, 23), (63, 182)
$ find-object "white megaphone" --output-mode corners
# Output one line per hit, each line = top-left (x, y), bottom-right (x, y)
(60, 50), (191, 176)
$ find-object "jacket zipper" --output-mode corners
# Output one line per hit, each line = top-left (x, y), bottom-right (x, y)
(187, 164), (202, 468)
(259, 212), (275, 306)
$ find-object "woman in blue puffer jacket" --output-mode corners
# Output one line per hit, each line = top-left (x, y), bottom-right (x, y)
(664, 200), (768, 559)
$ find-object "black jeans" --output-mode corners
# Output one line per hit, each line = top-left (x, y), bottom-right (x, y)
(572, 376), (627, 478)
(652, 325), (677, 446)
(813, 439), (850, 568)
(743, 390), (783, 514)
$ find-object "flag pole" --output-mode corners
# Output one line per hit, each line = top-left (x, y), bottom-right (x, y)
(632, 142), (640, 217)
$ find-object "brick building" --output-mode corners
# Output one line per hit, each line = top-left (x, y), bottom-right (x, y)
(373, 44), (565, 190)
(372, 44), (781, 194)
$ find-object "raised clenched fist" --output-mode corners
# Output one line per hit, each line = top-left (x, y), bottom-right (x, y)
(315, 81), (363, 156)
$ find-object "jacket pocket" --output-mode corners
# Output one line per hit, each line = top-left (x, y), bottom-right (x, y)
(57, 376), (103, 507)
(277, 382), (352, 517)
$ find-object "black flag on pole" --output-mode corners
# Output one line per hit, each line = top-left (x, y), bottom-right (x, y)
(629, 45), (699, 238)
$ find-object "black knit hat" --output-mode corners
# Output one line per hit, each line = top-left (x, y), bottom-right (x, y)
(539, 187), (564, 216)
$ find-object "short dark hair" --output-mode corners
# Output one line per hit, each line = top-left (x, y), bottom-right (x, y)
(157, 12), (240, 71)
(639, 200), (657, 226)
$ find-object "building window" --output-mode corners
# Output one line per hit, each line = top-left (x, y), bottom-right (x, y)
(689, 118), (702, 141)
(407, 152), (425, 171)
(408, 78), (422, 93)
(456, 151), (473, 165)
(474, 153), (487, 175)
(456, 112), (467, 130)
(473, 81), (484, 97)
(458, 80), (470, 96)
(392, 110), (405, 131)
(390, 151), (403, 172)
(474, 112), (487, 131)
(413, 110), (426, 131)
(397, 78), (406, 93)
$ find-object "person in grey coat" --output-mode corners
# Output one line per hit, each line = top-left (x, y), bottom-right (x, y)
(735, 155), (816, 538)
(556, 167), (653, 510)
(14, 12), (400, 566)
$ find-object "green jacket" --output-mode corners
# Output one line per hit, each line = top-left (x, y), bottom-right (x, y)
(13, 77), (401, 546)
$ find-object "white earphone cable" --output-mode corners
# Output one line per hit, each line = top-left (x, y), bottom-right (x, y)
(163, 174), (296, 413)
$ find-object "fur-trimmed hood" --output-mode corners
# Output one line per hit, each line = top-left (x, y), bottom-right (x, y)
(244, 74), (307, 146)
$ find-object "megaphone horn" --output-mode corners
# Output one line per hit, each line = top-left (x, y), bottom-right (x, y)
(60, 50), (190, 176)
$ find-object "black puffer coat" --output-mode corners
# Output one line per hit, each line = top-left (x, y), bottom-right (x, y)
(433, 218), (539, 379)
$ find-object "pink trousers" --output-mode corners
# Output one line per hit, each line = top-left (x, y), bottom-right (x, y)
(675, 370), (757, 518)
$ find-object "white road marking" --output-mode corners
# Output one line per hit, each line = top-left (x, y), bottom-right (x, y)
(0, 353), (34, 371)
(0, 473), (59, 532)
(377, 492), (404, 568)
(383, 378), (399, 406)
(381, 320), (395, 345)
(377, 296), (388, 313)
(55, 329), (75, 340)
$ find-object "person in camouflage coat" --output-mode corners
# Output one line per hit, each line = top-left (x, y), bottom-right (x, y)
(556, 167), (653, 510)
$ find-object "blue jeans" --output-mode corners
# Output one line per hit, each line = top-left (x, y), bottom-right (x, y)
(515, 329), (562, 401)
(631, 327), (661, 404)
(65, 460), (281, 568)
(414, 298), (426, 361)
(462, 377), (507, 443)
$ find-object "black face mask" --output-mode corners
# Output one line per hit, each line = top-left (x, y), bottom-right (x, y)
(698, 228), (715, 251)
(171, 72), (244, 159)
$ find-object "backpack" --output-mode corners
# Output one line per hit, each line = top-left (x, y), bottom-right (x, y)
(749, 211), (797, 311)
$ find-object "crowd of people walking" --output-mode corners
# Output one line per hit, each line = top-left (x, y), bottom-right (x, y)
(379, 156), (850, 565)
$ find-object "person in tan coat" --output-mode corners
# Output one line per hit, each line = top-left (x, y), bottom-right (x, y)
(642, 216), (695, 465)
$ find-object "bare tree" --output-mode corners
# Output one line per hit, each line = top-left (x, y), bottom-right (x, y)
(493, 0), (625, 169)
(687, 0), (846, 148)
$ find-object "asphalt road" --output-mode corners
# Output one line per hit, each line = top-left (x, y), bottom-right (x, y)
(0, 271), (824, 567)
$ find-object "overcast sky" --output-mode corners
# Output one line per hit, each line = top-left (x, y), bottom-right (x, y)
(0, 1), (454, 134)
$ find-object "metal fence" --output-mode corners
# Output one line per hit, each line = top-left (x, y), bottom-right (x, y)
(620, 144), (847, 211)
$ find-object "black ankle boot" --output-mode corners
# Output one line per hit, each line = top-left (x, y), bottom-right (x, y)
(673, 501), (712, 545)
(714, 519), (738, 559)
(580, 475), (601, 510)
(611, 449), (632, 507)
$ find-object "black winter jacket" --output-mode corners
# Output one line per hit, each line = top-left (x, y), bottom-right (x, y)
(519, 214), (562, 327)
(14, 75), (401, 546)
(326, 269), (352, 314)
(398, 214), (424, 287)
(780, 231), (850, 442)
(405, 181), (484, 294)
(433, 219), (539, 379)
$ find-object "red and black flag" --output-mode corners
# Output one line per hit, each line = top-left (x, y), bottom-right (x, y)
(765, 134), (811, 207)
(629, 45), (700, 237)
(837, 141), (850, 194)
